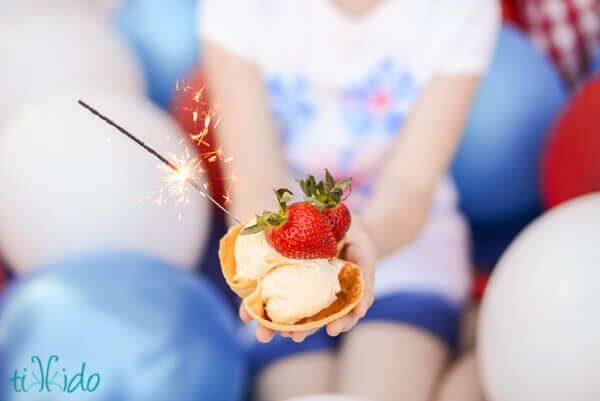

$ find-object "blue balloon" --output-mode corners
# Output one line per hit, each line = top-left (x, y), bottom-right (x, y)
(451, 25), (567, 226)
(0, 252), (247, 401)
(115, 0), (200, 108)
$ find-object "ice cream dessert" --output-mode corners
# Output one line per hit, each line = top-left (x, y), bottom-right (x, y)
(219, 170), (364, 330)
(234, 216), (344, 323)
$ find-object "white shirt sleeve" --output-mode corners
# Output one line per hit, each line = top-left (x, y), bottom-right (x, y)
(199, 0), (260, 63)
(435, 0), (502, 75)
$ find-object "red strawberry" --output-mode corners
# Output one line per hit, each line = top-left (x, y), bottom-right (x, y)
(322, 203), (351, 241)
(267, 202), (337, 259)
(297, 169), (352, 241)
(240, 189), (337, 259)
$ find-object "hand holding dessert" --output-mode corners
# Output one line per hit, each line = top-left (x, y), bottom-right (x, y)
(218, 170), (375, 342)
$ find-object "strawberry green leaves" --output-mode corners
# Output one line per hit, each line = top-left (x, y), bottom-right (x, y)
(297, 169), (352, 212)
(240, 188), (293, 235)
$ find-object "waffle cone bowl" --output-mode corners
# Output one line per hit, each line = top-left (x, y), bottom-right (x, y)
(218, 224), (364, 331)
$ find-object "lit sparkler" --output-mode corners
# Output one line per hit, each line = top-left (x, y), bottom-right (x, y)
(159, 147), (204, 206)
(78, 100), (243, 225)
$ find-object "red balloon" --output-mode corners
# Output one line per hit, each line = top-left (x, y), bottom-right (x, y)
(170, 68), (226, 208)
(473, 271), (490, 301)
(542, 77), (600, 208)
(500, 0), (524, 28)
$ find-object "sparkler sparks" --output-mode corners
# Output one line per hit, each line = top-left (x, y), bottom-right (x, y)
(160, 147), (204, 206)
(175, 80), (216, 146)
(78, 100), (243, 225)
(173, 79), (236, 206)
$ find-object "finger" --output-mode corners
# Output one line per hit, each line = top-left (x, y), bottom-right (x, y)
(345, 246), (375, 318)
(343, 243), (361, 265)
(326, 316), (357, 337)
(345, 240), (375, 268)
(256, 325), (276, 343)
(353, 284), (374, 318)
(290, 328), (318, 343)
(279, 331), (292, 338)
(238, 303), (253, 323)
(326, 314), (359, 337)
(345, 245), (376, 287)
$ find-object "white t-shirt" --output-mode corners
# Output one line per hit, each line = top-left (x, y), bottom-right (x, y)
(203, 0), (500, 77)
(200, 0), (500, 303)
(201, 0), (500, 210)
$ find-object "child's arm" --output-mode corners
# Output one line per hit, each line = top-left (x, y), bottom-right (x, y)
(203, 42), (292, 222)
(362, 75), (481, 258)
(204, 42), (377, 342)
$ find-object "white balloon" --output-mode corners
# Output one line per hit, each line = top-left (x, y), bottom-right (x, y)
(0, 92), (210, 273)
(284, 395), (375, 401)
(478, 194), (600, 401)
(0, 10), (144, 125)
(0, 0), (93, 22)
(90, 0), (126, 16)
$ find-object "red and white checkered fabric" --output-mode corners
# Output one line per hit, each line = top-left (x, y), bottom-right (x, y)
(519, 0), (600, 85)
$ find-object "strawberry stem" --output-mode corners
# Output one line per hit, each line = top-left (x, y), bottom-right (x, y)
(297, 169), (352, 212)
(239, 188), (293, 235)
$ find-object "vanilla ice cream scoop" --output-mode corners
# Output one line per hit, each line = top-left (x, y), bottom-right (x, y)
(234, 217), (289, 281)
(261, 259), (344, 324)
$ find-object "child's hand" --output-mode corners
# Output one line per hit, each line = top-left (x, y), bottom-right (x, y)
(238, 302), (279, 343)
(239, 213), (377, 343)
(325, 214), (376, 336)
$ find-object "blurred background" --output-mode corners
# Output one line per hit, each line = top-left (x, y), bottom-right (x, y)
(0, 0), (599, 400)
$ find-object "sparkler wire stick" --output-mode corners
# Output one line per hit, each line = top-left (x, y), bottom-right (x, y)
(78, 100), (243, 226)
